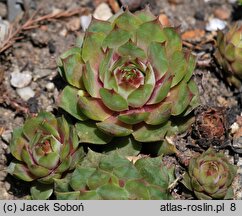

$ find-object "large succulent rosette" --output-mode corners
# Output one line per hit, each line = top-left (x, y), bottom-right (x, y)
(182, 148), (237, 200)
(8, 112), (84, 184)
(54, 150), (175, 200)
(58, 8), (200, 144)
(215, 24), (242, 88)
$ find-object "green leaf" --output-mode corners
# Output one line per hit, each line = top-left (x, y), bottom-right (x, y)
(132, 121), (171, 142)
(156, 139), (178, 155)
(69, 146), (86, 170)
(80, 149), (104, 168)
(82, 32), (105, 62)
(145, 102), (172, 125)
(163, 27), (182, 55)
(170, 51), (187, 87)
(127, 84), (154, 108)
(166, 81), (193, 116)
(136, 20), (166, 47)
(38, 173), (62, 184)
(183, 79), (200, 116)
(125, 179), (150, 200)
(148, 185), (172, 199)
(55, 157), (72, 173)
(70, 166), (96, 191)
(96, 116), (133, 137)
(184, 53), (196, 82)
(30, 183), (53, 200)
(135, 156), (175, 188)
(54, 176), (72, 193)
(97, 183), (129, 200)
(59, 86), (87, 121)
(87, 170), (113, 190)
(58, 47), (84, 88)
(134, 7), (156, 23)
(57, 116), (70, 144)
(87, 18), (112, 34)
(101, 137), (142, 156)
(103, 28), (132, 49)
(118, 41), (146, 59)
(148, 42), (168, 80)
(79, 191), (101, 200)
(55, 191), (80, 200)
(28, 164), (50, 178)
(76, 121), (113, 144)
(99, 152), (132, 172)
(82, 61), (101, 98)
(8, 161), (37, 182)
(118, 111), (149, 125)
(99, 48), (113, 82)
(78, 94), (113, 121)
(114, 10), (142, 32)
(100, 88), (128, 112)
(9, 127), (27, 161)
(37, 152), (60, 170)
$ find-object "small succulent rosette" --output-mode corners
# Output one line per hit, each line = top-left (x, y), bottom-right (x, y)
(58, 7), (200, 145)
(8, 112), (84, 199)
(182, 148), (237, 200)
(54, 150), (175, 200)
(215, 23), (242, 88)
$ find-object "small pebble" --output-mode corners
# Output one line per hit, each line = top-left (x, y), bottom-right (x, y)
(16, 87), (35, 101)
(10, 71), (32, 88)
(80, 15), (92, 31)
(59, 28), (68, 37)
(67, 17), (81, 31)
(231, 122), (239, 134)
(205, 18), (226, 32)
(228, 0), (237, 3)
(0, 19), (9, 43)
(93, 3), (113, 21)
(214, 7), (231, 20)
(120, 0), (143, 10)
(0, 2), (7, 18)
(1, 130), (12, 144)
(45, 82), (55, 92)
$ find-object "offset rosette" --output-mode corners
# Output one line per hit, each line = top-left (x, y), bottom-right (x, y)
(58, 8), (200, 144)
(8, 112), (84, 184)
(215, 24), (242, 88)
(182, 148), (237, 200)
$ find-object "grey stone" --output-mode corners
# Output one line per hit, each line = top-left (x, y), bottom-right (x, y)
(10, 70), (32, 88)
(16, 86), (35, 101)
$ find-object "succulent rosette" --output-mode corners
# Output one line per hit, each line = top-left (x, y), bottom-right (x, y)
(58, 7), (200, 144)
(54, 150), (175, 200)
(182, 148), (237, 200)
(8, 112), (84, 184)
(215, 23), (242, 88)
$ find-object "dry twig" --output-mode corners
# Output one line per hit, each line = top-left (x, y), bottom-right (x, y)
(0, 7), (86, 54)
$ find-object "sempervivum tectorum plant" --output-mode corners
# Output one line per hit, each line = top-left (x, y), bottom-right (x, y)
(8, 112), (85, 199)
(58, 7), (200, 144)
(54, 150), (175, 200)
(215, 23), (242, 88)
(182, 148), (237, 200)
